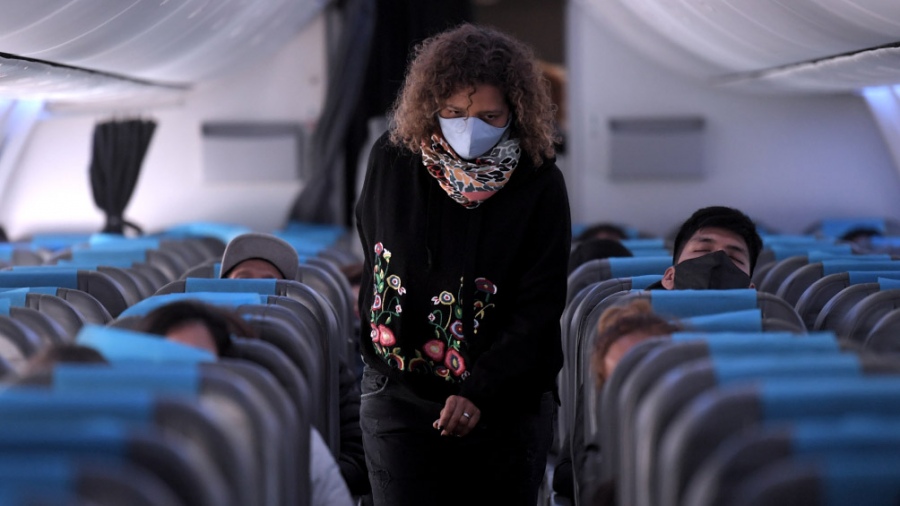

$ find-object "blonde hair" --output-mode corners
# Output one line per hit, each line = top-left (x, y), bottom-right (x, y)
(591, 299), (682, 389)
(388, 23), (559, 165)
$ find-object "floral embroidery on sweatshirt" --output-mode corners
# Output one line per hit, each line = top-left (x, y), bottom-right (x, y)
(367, 242), (497, 382)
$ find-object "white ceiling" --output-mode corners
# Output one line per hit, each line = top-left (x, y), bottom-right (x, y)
(579, 0), (900, 93)
(0, 0), (326, 102)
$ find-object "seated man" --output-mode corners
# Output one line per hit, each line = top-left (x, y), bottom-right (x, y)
(219, 232), (371, 499)
(647, 206), (763, 290)
(220, 232), (300, 280)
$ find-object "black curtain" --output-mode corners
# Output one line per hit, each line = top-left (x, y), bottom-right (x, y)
(286, 0), (377, 226)
(88, 118), (156, 235)
(287, 0), (472, 227)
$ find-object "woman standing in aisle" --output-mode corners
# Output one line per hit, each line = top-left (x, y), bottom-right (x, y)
(355, 22), (571, 506)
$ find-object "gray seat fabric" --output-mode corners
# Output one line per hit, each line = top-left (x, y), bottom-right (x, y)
(154, 278), (342, 453)
(631, 351), (900, 506)
(54, 287), (113, 325)
(566, 256), (670, 306)
(864, 308), (900, 352)
(757, 255), (809, 295)
(815, 282), (880, 333)
(0, 392), (239, 506)
(839, 288), (900, 343)
(10, 306), (68, 347)
(0, 314), (44, 374)
(656, 377), (900, 506)
(20, 292), (87, 338)
(777, 260), (900, 309)
(685, 415), (900, 506)
(217, 358), (309, 506)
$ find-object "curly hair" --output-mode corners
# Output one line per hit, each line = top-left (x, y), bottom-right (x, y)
(388, 23), (559, 165)
(591, 299), (682, 390)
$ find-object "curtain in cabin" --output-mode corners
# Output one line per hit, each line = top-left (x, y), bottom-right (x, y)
(286, 0), (473, 227)
(287, 0), (377, 226)
(88, 118), (156, 235)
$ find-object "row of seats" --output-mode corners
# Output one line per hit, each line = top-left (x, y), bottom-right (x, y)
(0, 221), (361, 506)
(555, 222), (900, 506)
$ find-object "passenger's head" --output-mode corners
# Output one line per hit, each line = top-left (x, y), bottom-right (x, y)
(576, 223), (628, 243)
(840, 227), (882, 244)
(220, 232), (299, 280)
(568, 238), (633, 275)
(661, 206), (763, 290)
(389, 23), (558, 165)
(135, 300), (255, 356)
(591, 299), (682, 390)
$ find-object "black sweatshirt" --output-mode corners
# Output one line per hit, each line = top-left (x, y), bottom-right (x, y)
(355, 132), (571, 417)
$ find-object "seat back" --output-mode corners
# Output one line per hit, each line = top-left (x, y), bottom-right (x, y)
(634, 350), (899, 506)
(604, 332), (841, 506)
(776, 258), (900, 308)
(657, 376), (900, 506)
(839, 288), (900, 342)
(0, 389), (233, 506)
(559, 274), (661, 449)
(794, 270), (900, 330)
(685, 416), (900, 506)
(153, 278), (342, 452)
(0, 269), (129, 317)
(566, 256), (670, 305)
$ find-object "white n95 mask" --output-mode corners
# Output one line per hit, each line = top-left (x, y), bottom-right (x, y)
(438, 116), (510, 160)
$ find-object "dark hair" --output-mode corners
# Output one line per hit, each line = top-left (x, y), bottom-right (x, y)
(389, 23), (558, 165)
(839, 227), (882, 242)
(670, 206), (763, 274)
(568, 238), (633, 275)
(135, 300), (256, 356)
(591, 299), (682, 390)
(575, 223), (628, 242)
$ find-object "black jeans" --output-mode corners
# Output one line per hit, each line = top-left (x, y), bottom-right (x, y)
(360, 365), (555, 506)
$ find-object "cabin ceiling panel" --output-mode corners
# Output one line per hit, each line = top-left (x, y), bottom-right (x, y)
(609, 0), (900, 71)
(0, 0), (324, 89)
(578, 0), (900, 92)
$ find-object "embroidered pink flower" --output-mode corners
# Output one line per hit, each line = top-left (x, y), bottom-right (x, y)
(435, 366), (450, 378)
(372, 294), (382, 310)
(444, 349), (466, 376)
(423, 340), (446, 361)
(450, 320), (465, 339)
(475, 277), (497, 294)
(377, 324), (396, 347)
(369, 323), (379, 342)
(374, 243), (384, 255)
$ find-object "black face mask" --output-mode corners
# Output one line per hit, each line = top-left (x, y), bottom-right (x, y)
(673, 250), (752, 290)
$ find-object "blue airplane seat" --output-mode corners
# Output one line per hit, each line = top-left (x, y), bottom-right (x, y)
(0, 269), (129, 318)
(686, 416), (900, 506)
(776, 258), (900, 308)
(632, 351), (900, 506)
(657, 376), (900, 506)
